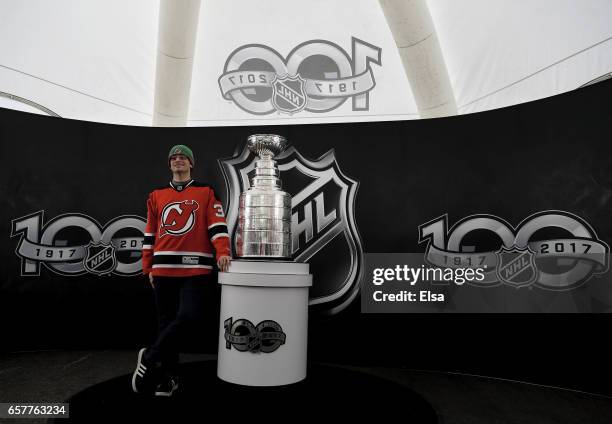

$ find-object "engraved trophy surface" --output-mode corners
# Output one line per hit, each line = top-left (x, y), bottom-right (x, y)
(235, 134), (292, 259)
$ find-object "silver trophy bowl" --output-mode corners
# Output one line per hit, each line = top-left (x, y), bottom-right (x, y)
(235, 134), (292, 259)
(246, 134), (289, 159)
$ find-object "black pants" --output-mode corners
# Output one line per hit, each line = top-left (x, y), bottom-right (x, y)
(144, 274), (219, 375)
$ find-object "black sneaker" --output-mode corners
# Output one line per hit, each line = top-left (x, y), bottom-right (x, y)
(155, 375), (179, 397)
(131, 348), (157, 394)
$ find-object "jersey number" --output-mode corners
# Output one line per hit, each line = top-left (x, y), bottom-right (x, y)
(213, 204), (225, 217)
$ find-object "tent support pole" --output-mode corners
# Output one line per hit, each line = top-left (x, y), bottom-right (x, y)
(153, 0), (202, 127)
(379, 0), (457, 118)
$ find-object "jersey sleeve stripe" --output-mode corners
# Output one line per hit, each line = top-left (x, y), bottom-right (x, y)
(209, 224), (229, 238)
(208, 222), (227, 229)
(211, 232), (229, 241)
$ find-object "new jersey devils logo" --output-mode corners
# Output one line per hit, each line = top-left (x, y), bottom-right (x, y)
(159, 200), (199, 237)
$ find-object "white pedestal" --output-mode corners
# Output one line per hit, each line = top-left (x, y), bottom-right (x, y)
(217, 260), (312, 386)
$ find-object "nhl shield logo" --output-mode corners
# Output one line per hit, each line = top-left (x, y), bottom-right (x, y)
(83, 242), (117, 275)
(495, 246), (538, 288)
(219, 145), (364, 314)
(271, 75), (307, 114)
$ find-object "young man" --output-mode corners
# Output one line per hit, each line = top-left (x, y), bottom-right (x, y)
(132, 144), (231, 396)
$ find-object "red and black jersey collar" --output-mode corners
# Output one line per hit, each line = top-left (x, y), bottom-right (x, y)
(169, 179), (194, 192)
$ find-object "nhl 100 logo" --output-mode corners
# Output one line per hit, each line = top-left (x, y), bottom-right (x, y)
(224, 317), (286, 354)
(418, 210), (609, 290)
(11, 211), (145, 276)
(218, 37), (382, 115)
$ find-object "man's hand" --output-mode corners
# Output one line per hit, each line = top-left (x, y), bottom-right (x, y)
(217, 255), (232, 272)
(148, 273), (154, 288)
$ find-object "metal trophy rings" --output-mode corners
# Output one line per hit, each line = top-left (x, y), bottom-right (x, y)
(235, 134), (292, 259)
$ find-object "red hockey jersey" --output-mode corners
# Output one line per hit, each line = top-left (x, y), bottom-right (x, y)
(142, 180), (231, 277)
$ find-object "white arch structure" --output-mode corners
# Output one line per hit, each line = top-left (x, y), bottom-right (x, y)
(0, 0), (610, 126)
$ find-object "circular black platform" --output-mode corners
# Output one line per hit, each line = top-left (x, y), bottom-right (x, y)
(53, 361), (438, 422)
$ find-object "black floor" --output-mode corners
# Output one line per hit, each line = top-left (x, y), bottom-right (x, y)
(56, 361), (437, 422)
(1, 350), (611, 423)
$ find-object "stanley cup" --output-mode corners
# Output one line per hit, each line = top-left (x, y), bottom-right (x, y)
(235, 134), (292, 259)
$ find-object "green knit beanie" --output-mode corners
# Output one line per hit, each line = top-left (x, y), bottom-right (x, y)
(168, 144), (194, 167)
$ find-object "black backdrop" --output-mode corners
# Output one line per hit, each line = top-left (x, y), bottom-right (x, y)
(2, 80), (612, 395)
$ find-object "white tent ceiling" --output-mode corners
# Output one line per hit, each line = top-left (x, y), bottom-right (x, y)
(0, 0), (610, 126)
